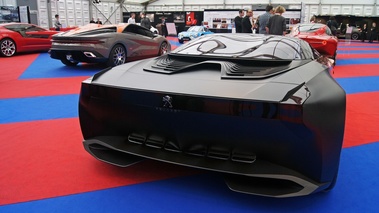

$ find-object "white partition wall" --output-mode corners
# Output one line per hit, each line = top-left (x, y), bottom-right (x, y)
(37, 0), (48, 28)
(30, 0), (379, 28)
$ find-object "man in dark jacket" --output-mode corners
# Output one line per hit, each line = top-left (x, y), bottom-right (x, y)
(258, 5), (274, 34)
(361, 23), (368, 42)
(266, 6), (286, 35)
(234, 10), (244, 33)
(241, 10), (253, 33)
(140, 12), (151, 29)
(326, 16), (338, 36)
(369, 22), (377, 43)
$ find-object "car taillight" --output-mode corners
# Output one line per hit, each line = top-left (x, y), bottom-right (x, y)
(322, 40), (327, 45)
(52, 40), (105, 44)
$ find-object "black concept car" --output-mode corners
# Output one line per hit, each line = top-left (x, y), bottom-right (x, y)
(79, 34), (346, 198)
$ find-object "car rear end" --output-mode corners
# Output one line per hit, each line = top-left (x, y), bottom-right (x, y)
(49, 26), (119, 64)
(79, 34), (346, 197)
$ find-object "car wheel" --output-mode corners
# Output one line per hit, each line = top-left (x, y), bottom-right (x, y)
(158, 42), (168, 56)
(60, 57), (79, 66)
(0, 38), (16, 57)
(351, 33), (359, 40)
(332, 51), (337, 66)
(178, 39), (184, 44)
(107, 44), (126, 67)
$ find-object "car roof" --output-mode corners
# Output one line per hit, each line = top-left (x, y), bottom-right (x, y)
(172, 34), (308, 60)
(0, 22), (33, 27)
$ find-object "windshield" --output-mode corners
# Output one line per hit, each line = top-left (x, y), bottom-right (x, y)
(188, 26), (203, 32)
(173, 34), (307, 60)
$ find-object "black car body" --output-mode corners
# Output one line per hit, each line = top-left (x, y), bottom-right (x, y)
(79, 34), (346, 198)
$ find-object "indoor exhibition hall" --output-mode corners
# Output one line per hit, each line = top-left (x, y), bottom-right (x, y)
(1, 0), (379, 212)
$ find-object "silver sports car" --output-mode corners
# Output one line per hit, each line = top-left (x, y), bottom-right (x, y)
(49, 23), (171, 67)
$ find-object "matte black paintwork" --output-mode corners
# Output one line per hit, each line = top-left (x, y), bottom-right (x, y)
(79, 34), (346, 198)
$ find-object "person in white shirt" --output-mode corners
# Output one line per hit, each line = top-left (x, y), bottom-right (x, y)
(128, 13), (136, 24)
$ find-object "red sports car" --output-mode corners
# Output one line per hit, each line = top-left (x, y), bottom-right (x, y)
(288, 23), (338, 62)
(0, 23), (60, 57)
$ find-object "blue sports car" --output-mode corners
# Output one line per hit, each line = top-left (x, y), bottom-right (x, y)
(177, 26), (213, 43)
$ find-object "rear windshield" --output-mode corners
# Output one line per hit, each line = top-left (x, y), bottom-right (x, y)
(172, 34), (312, 60)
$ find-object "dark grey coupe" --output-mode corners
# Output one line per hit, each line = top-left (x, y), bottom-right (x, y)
(79, 34), (346, 198)
(49, 23), (170, 67)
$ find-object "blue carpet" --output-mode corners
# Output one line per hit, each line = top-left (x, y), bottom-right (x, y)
(0, 94), (79, 124)
(19, 53), (103, 79)
(336, 58), (379, 65)
(1, 142), (378, 213)
(336, 76), (379, 94)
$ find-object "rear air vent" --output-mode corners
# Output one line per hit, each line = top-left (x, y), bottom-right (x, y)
(145, 135), (165, 148)
(231, 152), (256, 163)
(127, 132), (256, 164)
(128, 132), (146, 144)
(143, 54), (305, 79)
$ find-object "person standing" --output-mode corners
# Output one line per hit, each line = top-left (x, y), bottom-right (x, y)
(369, 22), (377, 43)
(54, 14), (62, 31)
(96, 18), (102, 25)
(234, 9), (244, 33)
(90, 17), (95, 23)
(266, 6), (286, 36)
(160, 16), (167, 37)
(140, 12), (151, 29)
(326, 16), (338, 36)
(241, 10), (253, 33)
(128, 13), (136, 24)
(258, 5), (274, 34)
(309, 15), (316, 23)
(361, 23), (368, 42)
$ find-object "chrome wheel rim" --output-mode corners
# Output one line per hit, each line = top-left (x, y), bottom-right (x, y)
(112, 46), (126, 66)
(1, 39), (16, 56)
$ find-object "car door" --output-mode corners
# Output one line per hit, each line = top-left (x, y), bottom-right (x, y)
(123, 25), (159, 58)
(22, 25), (54, 50)
(134, 26), (160, 57)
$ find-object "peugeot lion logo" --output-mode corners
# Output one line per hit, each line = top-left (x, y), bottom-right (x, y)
(162, 95), (173, 108)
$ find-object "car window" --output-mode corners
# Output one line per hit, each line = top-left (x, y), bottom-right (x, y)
(4, 24), (21, 31)
(143, 28), (154, 37)
(123, 25), (138, 34)
(299, 39), (314, 59)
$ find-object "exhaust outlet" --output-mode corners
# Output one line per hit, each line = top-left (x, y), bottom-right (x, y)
(83, 139), (144, 167)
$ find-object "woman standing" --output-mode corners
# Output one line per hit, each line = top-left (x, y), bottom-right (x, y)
(266, 6), (286, 36)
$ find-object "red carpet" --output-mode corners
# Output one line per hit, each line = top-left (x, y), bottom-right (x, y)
(332, 64), (379, 78)
(343, 92), (379, 148)
(337, 53), (379, 59)
(0, 118), (199, 205)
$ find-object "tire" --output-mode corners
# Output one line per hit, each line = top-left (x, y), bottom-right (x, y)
(158, 42), (168, 56)
(60, 57), (79, 66)
(0, 38), (16, 57)
(178, 39), (184, 44)
(332, 51), (337, 66)
(107, 44), (126, 67)
(351, 33), (359, 40)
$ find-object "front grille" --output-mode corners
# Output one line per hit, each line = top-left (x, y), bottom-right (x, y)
(127, 132), (256, 164)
